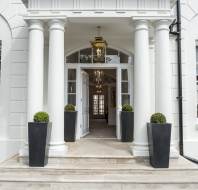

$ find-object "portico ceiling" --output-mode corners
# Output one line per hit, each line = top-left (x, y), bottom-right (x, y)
(63, 17), (154, 54)
(66, 18), (133, 38)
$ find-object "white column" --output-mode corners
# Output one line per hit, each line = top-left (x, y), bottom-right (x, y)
(155, 20), (172, 121)
(132, 20), (151, 157)
(27, 20), (44, 121)
(19, 20), (44, 156)
(48, 19), (67, 156)
(155, 20), (179, 157)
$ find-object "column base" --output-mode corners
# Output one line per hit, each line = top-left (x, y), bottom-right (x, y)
(19, 143), (68, 157)
(170, 146), (180, 158)
(131, 142), (149, 157)
(48, 143), (68, 157)
(19, 143), (28, 157)
(131, 142), (179, 158)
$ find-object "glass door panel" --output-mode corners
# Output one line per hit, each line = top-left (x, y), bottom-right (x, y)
(92, 94), (105, 118)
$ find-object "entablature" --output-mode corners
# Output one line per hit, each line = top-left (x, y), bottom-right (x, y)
(23, 0), (173, 11)
(22, 0), (176, 19)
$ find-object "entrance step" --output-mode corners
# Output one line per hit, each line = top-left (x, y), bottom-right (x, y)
(0, 156), (198, 189)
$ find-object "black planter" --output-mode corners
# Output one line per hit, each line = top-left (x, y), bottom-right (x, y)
(120, 111), (134, 142)
(28, 122), (52, 167)
(147, 123), (171, 168)
(64, 111), (77, 142)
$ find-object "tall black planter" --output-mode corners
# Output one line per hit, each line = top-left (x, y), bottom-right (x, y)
(120, 112), (134, 142)
(64, 111), (77, 142)
(28, 122), (51, 167)
(147, 123), (171, 168)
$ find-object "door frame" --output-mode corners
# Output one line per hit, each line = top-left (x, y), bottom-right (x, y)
(81, 70), (89, 137)
(65, 63), (133, 140)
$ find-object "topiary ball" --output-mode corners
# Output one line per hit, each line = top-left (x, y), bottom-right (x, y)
(122, 104), (133, 112)
(150, 113), (166, 124)
(65, 104), (75, 112)
(34, 112), (49, 123)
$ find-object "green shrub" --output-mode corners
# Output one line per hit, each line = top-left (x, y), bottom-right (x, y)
(65, 104), (75, 112)
(122, 104), (133, 112)
(150, 113), (166, 124)
(33, 112), (49, 123)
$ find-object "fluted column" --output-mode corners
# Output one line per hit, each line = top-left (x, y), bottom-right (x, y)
(27, 20), (44, 122)
(48, 19), (67, 156)
(132, 20), (151, 157)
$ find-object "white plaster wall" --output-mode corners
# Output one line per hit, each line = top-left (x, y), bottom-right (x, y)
(0, 0), (28, 162)
(43, 42), (49, 111)
(172, 0), (198, 159)
(0, 13), (12, 161)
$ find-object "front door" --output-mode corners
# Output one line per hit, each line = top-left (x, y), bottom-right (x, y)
(81, 71), (89, 137)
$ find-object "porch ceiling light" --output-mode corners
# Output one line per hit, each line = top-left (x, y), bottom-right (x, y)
(90, 26), (108, 59)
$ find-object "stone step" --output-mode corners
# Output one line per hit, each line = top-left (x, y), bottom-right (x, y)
(0, 182), (198, 190)
(0, 167), (198, 182)
(21, 156), (136, 164)
(1, 156), (197, 171)
(0, 156), (198, 189)
(0, 168), (198, 190)
(0, 166), (198, 175)
(13, 156), (198, 170)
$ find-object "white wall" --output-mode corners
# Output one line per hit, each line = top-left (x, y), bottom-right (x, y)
(178, 0), (198, 160)
(0, 0), (28, 162)
(0, 14), (12, 161)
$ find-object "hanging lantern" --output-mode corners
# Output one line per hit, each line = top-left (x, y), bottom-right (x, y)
(94, 70), (104, 93)
(90, 26), (108, 62)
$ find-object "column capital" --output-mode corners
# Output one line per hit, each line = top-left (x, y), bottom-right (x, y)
(134, 20), (149, 32)
(48, 19), (66, 32)
(155, 19), (171, 31)
(28, 19), (44, 31)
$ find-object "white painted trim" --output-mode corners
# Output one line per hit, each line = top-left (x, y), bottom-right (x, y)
(116, 67), (122, 140)
(66, 63), (132, 68)
(76, 67), (82, 140)
(80, 131), (90, 138)
(66, 62), (132, 140)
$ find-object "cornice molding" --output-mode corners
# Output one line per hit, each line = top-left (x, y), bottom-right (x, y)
(22, 0), (174, 10)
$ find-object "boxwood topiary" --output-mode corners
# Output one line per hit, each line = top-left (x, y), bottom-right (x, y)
(122, 104), (133, 112)
(34, 112), (49, 123)
(65, 104), (75, 112)
(150, 113), (166, 124)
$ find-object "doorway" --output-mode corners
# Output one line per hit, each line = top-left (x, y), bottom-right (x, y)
(82, 69), (117, 139)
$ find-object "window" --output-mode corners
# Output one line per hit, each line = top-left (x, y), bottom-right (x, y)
(196, 46), (198, 84)
(121, 69), (130, 105)
(66, 48), (131, 64)
(0, 40), (2, 76)
(196, 45), (198, 117)
(67, 69), (76, 105)
(93, 94), (104, 116)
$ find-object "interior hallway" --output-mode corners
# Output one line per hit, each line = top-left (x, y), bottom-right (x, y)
(85, 119), (116, 139)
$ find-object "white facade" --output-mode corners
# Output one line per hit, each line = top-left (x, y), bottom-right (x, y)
(0, 0), (198, 161)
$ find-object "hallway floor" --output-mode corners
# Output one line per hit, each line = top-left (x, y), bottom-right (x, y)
(85, 119), (116, 139)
